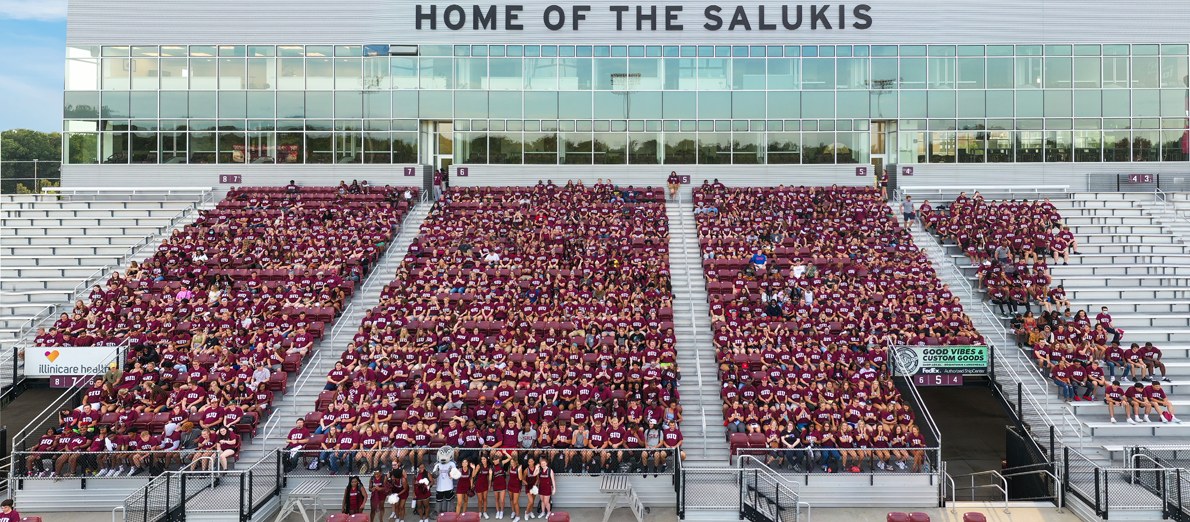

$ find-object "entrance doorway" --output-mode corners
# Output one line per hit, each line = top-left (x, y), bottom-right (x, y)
(421, 121), (453, 172)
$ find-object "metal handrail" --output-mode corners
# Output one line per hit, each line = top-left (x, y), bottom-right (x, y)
(1000, 468), (1065, 512)
(111, 505), (124, 522)
(738, 455), (801, 493)
(675, 202), (709, 458)
(952, 469), (1010, 512)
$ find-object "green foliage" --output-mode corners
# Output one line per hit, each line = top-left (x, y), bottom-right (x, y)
(2, 129), (62, 194)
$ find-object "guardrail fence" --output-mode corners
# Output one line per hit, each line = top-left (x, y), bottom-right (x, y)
(124, 450), (281, 522)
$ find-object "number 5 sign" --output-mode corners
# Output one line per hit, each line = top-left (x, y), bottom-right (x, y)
(855, 166), (869, 176)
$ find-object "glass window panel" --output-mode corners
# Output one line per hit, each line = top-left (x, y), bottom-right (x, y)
(130, 128), (157, 163)
(523, 58), (558, 90)
(766, 132), (800, 164)
(514, 131), (551, 164)
(802, 91), (835, 119)
(928, 131), (956, 163)
(419, 58), (452, 89)
(900, 58), (926, 89)
(158, 91), (187, 118)
(1044, 130), (1072, 162)
(1134, 89), (1160, 117)
(217, 58), (243, 89)
(364, 91), (389, 119)
(628, 92), (662, 119)
(1072, 57), (1100, 88)
(696, 132), (730, 164)
(1162, 129), (1189, 161)
(488, 58), (523, 90)
(218, 91), (246, 119)
(188, 91), (215, 118)
(65, 132), (100, 164)
(558, 91), (592, 119)
(900, 91), (927, 118)
(455, 132), (486, 163)
(836, 58), (869, 89)
(661, 91), (695, 119)
(1133, 57), (1160, 88)
(65, 91), (101, 118)
(956, 58), (984, 89)
(1044, 90), (1072, 118)
(801, 131), (833, 164)
(304, 58), (333, 89)
(835, 132), (868, 164)
(1044, 57), (1071, 88)
(957, 129), (985, 163)
(128, 58), (158, 90)
(987, 129), (1013, 162)
(1102, 90), (1130, 117)
(99, 130), (129, 163)
(801, 58), (833, 89)
(697, 58), (730, 90)
(276, 58), (304, 90)
(731, 58), (765, 90)
(218, 130), (246, 163)
(1015, 57), (1042, 88)
(1016, 130), (1043, 162)
(392, 91), (418, 118)
(837, 91), (869, 119)
(454, 91), (488, 118)
(928, 57), (955, 88)
(1016, 91), (1043, 117)
(871, 91), (897, 119)
(101, 58), (130, 90)
(1161, 56), (1189, 88)
(66, 51), (101, 90)
(628, 132), (659, 164)
(392, 132), (417, 163)
(1074, 130), (1101, 161)
(1102, 56), (1129, 88)
(698, 92), (731, 119)
(593, 133), (626, 164)
(957, 91), (985, 118)
(593, 91), (626, 119)
(306, 91), (333, 119)
(246, 58), (276, 90)
(419, 91), (454, 119)
(335, 91), (363, 119)
(304, 127), (332, 164)
(766, 59), (798, 89)
(985, 58), (1013, 89)
(276, 92), (304, 118)
(1074, 91), (1102, 117)
(486, 91), (520, 119)
(663, 132), (696, 164)
(767, 91), (800, 119)
(731, 91), (765, 119)
(332, 58), (360, 90)
(628, 58), (662, 90)
(664, 58), (697, 90)
(523, 91), (559, 119)
(1162, 90), (1187, 117)
(1103, 130), (1130, 161)
(188, 131), (215, 163)
(559, 132), (592, 164)
(558, 58), (593, 90)
(388, 57), (417, 89)
(928, 91), (956, 118)
(731, 132), (763, 164)
(1132, 130), (1159, 161)
(127, 91), (156, 119)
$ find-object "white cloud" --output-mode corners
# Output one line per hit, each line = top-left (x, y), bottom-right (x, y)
(0, 0), (67, 21)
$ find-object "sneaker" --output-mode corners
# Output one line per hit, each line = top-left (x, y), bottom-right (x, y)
(1135, 416), (1144, 423)
(497, 513), (503, 519)
(1161, 416), (1170, 423)
(876, 461), (885, 470)
(513, 517), (521, 522)
(1162, 377), (1171, 382)
(1145, 415), (1153, 423)
(115, 465), (126, 476)
(484, 514), (490, 520)
(1173, 417), (1182, 424)
(1110, 417), (1117, 423)
(1072, 396), (1080, 402)
(1083, 395), (1094, 401)
(896, 461), (907, 470)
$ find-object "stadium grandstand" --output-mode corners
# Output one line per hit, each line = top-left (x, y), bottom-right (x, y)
(0, 0), (1189, 521)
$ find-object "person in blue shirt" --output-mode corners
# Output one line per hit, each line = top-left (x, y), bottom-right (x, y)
(750, 251), (768, 273)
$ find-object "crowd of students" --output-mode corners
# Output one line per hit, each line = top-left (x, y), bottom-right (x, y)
(920, 192), (1179, 425)
(293, 181), (686, 483)
(24, 185), (417, 477)
(695, 183), (978, 472)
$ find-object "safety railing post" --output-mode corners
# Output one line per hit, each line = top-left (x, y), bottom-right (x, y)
(164, 473), (171, 519)
(180, 471), (187, 517)
(1097, 467), (1105, 518)
(247, 470), (254, 518)
(142, 484), (149, 521)
(1016, 382), (1023, 419)
(239, 472), (247, 521)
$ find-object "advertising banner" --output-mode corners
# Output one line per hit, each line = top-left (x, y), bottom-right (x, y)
(893, 345), (988, 376)
(27, 346), (121, 377)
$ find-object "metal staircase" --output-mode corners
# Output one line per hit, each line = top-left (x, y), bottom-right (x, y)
(666, 195), (729, 467)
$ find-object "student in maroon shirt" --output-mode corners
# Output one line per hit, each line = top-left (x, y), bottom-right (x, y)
(1103, 380), (1130, 424)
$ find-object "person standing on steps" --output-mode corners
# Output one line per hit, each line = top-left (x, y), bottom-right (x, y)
(900, 195), (916, 230)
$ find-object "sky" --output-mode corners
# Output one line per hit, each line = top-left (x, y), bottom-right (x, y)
(0, 0), (67, 132)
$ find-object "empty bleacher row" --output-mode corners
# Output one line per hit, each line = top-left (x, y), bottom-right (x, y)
(18, 185), (418, 478)
(923, 191), (1190, 440)
(1, 192), (206, 358)
(293, 182), (685, 477)
(693, 184), (980, 472)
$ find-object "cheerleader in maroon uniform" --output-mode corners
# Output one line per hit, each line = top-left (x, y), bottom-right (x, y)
(536, 456), (555, 519)
(455, 458), (474, 515)
(367, 471), (390, 522)
(389, 467), (410, 521)
(505, 455), (524, 522)
(524, 460), (540, 520)
(413, 464), (432, 522)
(342, 476), (366, 515)
(474, 454), (492, 518)
(492, 454), (508, 519)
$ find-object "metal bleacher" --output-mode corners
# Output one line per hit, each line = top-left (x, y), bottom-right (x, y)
(904, 185), (1190, 520)
(0, 188), (212, 391)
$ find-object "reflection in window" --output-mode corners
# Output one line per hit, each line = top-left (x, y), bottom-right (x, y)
(767, 132), (801, 164)
(594, 133), (627, 164)
(490, 132), (523, 164)
(664, 133), (697, 164)
(802, 131), (834, 164)
(629, 132), (660, 164)
(1016, 131), (1042, 162)
(560, 132), (593, 164)
(1044, 131), (1072, 162)
(524, 132), (558, 164)
(1074, 131), (1101, 162)
(987, 129), (1012, 162)
(1103, 131), (1131, 161)
(697, 132), (730, 164)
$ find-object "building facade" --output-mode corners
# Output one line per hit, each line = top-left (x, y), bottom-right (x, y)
(62, 0), (1190, 187)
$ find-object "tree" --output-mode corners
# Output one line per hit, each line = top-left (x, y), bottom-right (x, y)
(1, 129), (62, 194)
